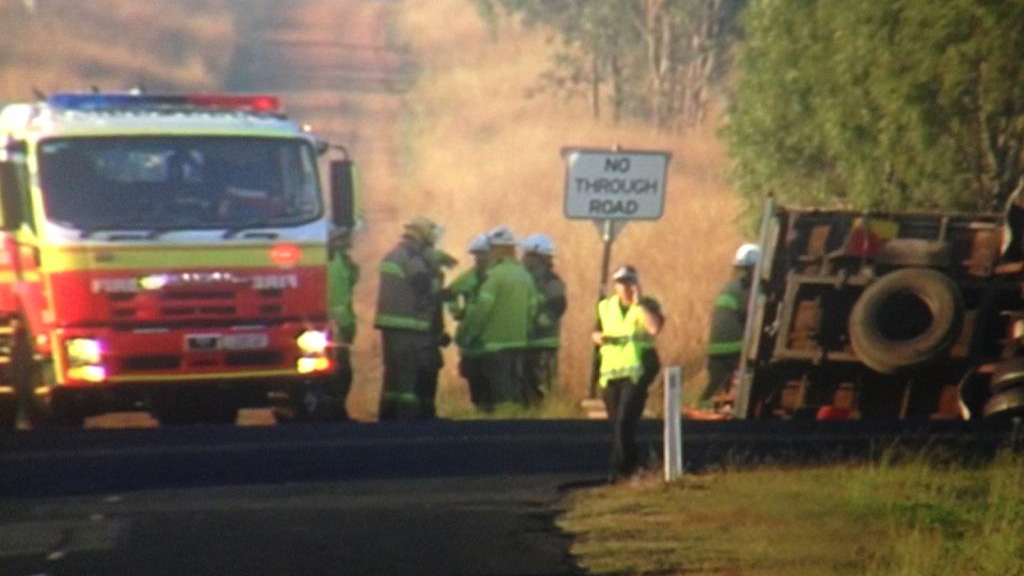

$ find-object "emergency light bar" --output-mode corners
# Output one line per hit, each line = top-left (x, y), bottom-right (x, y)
(47, 93), (281, 113)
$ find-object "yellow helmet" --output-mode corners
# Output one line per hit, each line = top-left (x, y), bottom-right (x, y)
(404, 217), (440, 244)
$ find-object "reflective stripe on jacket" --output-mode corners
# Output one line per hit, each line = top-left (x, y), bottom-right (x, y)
(708, 277), (747, 356)
(597, 295), (654, 387)
(374, 238), (437, 332)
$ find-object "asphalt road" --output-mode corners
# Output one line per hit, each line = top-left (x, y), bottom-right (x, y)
(1, 474), (587, 576)
(2, 418), (1019, 575)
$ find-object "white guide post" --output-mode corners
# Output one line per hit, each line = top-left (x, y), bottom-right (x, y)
(663, 366), (683, 481)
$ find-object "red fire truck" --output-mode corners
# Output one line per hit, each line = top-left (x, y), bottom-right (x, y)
(0, 92), (355, 428)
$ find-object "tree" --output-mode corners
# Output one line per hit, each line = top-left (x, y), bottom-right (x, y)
(473, 0), (744, 129)
(724, 0), (1024, 214)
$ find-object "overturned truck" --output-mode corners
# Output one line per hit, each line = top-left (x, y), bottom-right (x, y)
(736, 201), (1024, 420)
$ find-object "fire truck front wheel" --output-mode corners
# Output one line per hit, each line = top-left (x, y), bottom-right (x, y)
(47, 389), (86, 427)
(10, 323), (69, 428)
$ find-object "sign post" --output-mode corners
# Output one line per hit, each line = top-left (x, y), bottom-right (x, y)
(563, 147), (670, 398)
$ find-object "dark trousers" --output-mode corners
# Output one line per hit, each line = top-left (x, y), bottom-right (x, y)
(328, 346), (353, 420)
(459, 355), (492, 412)
(478, 349), (522, 408)
(379, 330), (441, 420)
(602, 351), (660, 479)
(522, 348), (558, 407)
(701, 353), (740, 405)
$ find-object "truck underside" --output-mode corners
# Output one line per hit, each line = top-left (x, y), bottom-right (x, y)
(740, 205), (1024, 421)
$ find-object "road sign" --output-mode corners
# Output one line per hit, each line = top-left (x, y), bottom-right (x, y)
(563, 148), (670, 220)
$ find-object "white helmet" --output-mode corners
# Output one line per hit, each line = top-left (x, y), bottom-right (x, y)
(467, 233), (489, 254)
(487, 226), (517, 247)
(521, 233), (555, 256)
(734, 243), (761, 267)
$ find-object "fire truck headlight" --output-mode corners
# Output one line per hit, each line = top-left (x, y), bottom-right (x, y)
(296, 330), (330, 355)
(67, 365), (107, 383)
(297, 356), (331, 374)
(66, 338), (103, 366)
(139, 274), (169, 291)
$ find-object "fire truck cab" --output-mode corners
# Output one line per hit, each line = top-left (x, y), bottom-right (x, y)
(0, 92), (354, 428)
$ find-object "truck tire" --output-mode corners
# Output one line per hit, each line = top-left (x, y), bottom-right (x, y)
(11, 323), (53, 428)
(989, 357), (1024, 393)
(48, 389), (85, 428)
(849, 268), (963, 374)
(0, 393), (16, 431)
(982, 385), (1024, 419)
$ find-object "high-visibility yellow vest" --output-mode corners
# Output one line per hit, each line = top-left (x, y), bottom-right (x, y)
(597, 296), (654, 387)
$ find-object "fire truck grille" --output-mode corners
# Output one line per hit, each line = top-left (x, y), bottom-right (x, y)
(162, 306), (237, 316)
(122, 355), (181, 371)
(225, 351), (283, 366)
(160, 292), (235, 301)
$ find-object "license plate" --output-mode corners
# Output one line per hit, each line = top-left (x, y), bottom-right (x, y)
(186, 334), (221, 351)
(221, 333), (269, 350)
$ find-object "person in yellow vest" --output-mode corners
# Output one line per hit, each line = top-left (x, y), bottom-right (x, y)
(591, 265), (664, 482)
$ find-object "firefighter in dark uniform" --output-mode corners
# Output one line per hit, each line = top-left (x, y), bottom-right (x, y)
(520, 233), (566, 406)
(702, 243), (761, 410)
(375, 217), (445, 420)
(592, 265), (664, 482)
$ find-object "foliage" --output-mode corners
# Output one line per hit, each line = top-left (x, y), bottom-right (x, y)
(724, 0), (1024, 215)
(561, 449), (1024, 576)
(471, 0), (747, 130)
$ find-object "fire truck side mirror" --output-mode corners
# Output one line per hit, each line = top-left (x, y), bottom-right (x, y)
(0, 161), (26, 231)
(329, 160), (356, 230)
(0, 138), (26, 160)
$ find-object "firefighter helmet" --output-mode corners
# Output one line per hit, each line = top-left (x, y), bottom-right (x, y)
(487, 226), (517, 247)
(734, 243), (761, 267)
(521, 233), (555, 256)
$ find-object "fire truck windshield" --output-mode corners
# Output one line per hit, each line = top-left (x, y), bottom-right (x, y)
(37, 136), (322, 233)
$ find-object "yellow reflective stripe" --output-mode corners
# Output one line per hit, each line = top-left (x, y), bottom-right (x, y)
(105, 369), (301, 383)
(380, 261), (405, 278)
(707, 340), (743, 355)
(382, 391), (420, 405)
(479, 340), (528, 352)
(715, 293), (741, 310)
(42, 244), (327, 272)
(375, 314), (430, 331)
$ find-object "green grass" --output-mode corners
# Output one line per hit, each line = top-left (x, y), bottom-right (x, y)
(559, 449), (1024, 575)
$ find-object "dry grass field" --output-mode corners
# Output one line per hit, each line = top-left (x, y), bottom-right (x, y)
(399, 0), (745, 411)
(0, 0), (236, 100)
(0, 0), (746, 417)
